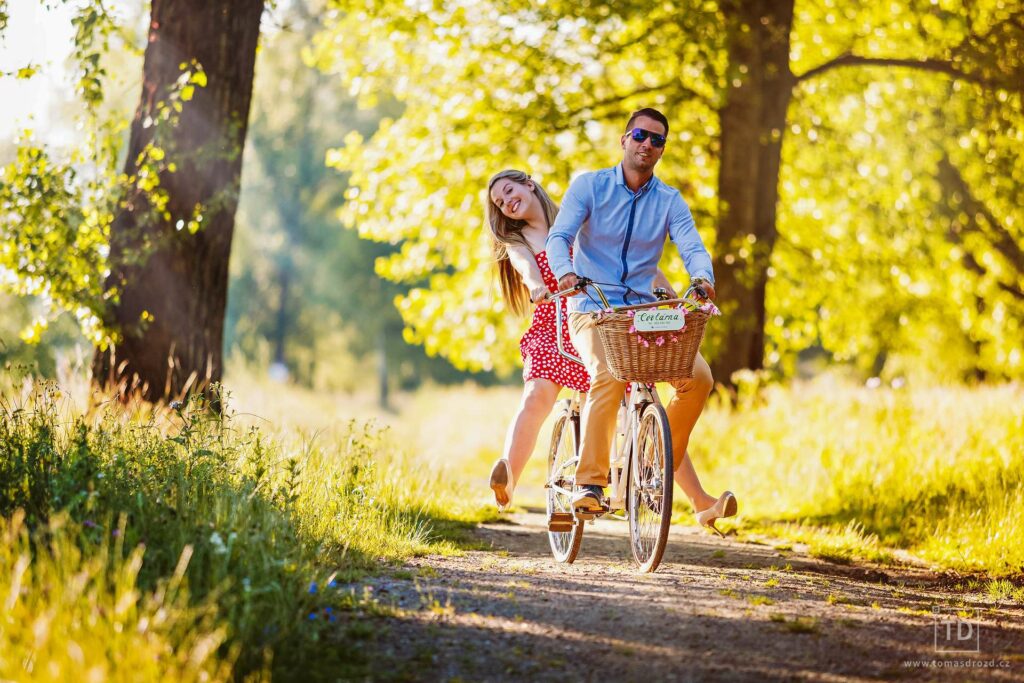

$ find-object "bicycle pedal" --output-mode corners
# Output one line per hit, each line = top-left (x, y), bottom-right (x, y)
(547, 512), (575, 532)
(573, 506), (608, 521)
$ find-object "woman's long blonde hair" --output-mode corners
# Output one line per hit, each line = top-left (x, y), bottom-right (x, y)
(486, 170), (559, 316)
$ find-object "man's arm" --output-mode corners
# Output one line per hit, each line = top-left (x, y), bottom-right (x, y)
(505, 245), (550, 302)
(545, 175), (591, 283)
(667, 195), (714, 286)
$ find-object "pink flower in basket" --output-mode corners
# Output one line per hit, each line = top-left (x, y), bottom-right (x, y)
(626, 310), (635, 318)
(640, 337), (650, 347)
(655, 336), (665, 346)
(700, 302), (722, 316)
(628, 325), (636, 334)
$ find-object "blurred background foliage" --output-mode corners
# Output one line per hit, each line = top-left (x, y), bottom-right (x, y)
(0, 0), (1020, 389)
(224, 1), (488, 396)
(0, 0), (492, 399)
(316, 0), (1022, 382)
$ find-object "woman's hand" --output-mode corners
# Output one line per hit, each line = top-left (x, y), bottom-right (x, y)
(530, 285), (551, 303)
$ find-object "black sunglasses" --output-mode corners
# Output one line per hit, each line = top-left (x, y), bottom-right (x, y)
(629, 127), (667, 148)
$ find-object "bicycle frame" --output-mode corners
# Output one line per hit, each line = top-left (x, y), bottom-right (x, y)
(549, 280), (696, 514)
(544, 278), (712, 569)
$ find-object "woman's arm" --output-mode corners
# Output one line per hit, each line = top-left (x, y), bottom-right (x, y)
(506, 245), (550, 302)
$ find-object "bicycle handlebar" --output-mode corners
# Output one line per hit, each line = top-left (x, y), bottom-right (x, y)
(545, 278), (711, 312)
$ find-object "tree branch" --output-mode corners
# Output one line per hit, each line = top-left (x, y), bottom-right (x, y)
(796, 54), (991, 87)
(939, 156), (1024, 270)
(959, 250), (1024, 302)
(564, 78), (709, 123)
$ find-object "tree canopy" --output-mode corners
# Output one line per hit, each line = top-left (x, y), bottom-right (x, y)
(317, 0), (1022, 381)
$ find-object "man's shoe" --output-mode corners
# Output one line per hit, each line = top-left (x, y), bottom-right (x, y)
(572, 484), (605, 516)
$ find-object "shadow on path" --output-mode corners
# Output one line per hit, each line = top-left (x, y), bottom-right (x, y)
(351, 512), (1024, 682)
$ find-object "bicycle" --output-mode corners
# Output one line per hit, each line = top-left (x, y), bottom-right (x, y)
(544, 278), (716, 572)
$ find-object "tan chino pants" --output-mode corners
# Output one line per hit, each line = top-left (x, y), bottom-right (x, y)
(568, 312), (714, 486)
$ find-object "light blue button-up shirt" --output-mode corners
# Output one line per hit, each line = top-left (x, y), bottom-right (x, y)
(546, 164), (714, 313)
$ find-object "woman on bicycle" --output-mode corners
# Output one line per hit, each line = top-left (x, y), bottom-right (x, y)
(485, 169), (590, 511)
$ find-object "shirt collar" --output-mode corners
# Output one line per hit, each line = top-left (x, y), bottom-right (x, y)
(614, 163), (657, 195)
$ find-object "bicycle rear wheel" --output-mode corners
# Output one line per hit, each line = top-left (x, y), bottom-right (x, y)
(627, 402), (674, 572)
(547, 400), (583, 563)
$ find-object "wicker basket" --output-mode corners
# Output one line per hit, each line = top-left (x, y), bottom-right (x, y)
(594, 308), (709, 383)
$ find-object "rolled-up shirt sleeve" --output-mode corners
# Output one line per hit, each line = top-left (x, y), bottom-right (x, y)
(668, 195), (714, 284)
(546, 176), (591, 280)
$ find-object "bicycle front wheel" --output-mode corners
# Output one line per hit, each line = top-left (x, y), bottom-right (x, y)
(547, 400), (583, 563)
(627, 402), (674, 572)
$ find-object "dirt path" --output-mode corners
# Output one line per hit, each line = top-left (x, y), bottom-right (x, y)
(348, 511), (1023, 682)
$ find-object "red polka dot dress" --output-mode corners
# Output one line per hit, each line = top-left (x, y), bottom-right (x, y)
(520, 251), (591, 392)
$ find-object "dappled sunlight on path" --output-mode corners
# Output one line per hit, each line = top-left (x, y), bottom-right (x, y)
(343, 512), (1024, 681)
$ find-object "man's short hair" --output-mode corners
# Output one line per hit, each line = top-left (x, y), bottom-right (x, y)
(625, 108), (669, 135)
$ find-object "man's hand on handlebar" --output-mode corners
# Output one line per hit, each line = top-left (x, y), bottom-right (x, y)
(557, 272), (580, 292)
(690, 278), (716, 301)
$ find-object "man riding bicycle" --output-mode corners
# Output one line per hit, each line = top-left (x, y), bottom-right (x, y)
(545, 107), (736, 529)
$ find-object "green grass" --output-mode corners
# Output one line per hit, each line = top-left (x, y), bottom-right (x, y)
(3, 371), (1022, 677)
(0, 381), (496, 680)
(0, 510), (234, 682)
(688, 377), (1024, 577)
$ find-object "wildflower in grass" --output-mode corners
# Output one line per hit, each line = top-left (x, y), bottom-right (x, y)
(327, 579), (339, 589)
(309, 581), (318, 595)
(209, 531), (227, 555)
(308, 612), (317, 621)
(83, 519), (97, 528)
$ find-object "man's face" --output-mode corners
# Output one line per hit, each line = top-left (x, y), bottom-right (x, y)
(620, 115), (666, 174)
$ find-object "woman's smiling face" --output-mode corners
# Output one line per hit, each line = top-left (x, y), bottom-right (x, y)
(489, 178), (537, 220)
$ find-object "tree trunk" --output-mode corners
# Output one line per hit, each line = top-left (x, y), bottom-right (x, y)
(92, 0), (263, 402)
(711, 0), (795, 387)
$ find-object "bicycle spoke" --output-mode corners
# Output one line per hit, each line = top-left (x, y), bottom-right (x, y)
(628, 403), (673, 572)
(547, 405), (583, 563)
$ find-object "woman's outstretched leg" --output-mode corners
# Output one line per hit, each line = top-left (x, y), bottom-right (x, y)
(673, 449), (717, 512)
(490, 378), (562, 508)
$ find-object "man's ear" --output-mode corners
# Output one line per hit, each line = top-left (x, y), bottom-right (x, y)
(620, 134), (627, 148)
